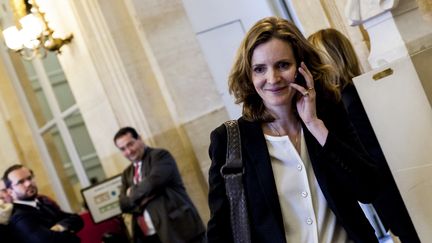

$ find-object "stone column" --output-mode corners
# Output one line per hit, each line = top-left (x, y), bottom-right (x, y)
(38, 0), (223, 221)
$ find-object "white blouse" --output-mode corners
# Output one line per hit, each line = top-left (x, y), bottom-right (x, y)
(265, 130), (352, 243)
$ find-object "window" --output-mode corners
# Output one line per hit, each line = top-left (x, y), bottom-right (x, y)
(15, 52), (105, 211)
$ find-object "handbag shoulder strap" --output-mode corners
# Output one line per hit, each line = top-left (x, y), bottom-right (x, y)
(220, 120), (251, 243)
(222, 120), (242, 171)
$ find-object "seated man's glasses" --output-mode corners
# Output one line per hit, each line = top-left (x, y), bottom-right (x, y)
(12, 174), (35, 187)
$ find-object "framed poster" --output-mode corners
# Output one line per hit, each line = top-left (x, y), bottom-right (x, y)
(81, 174), (123, 223)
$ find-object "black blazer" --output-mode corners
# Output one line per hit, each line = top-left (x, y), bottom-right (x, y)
(0, 224), (15, 242)
(207, 101), (381, 243)
(9, 195), (83, 243)
(342, 83), (419, 241)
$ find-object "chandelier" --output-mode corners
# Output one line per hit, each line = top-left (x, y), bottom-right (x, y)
(2, 0), (73, 60)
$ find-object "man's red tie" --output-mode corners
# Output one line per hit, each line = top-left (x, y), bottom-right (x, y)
(137, 215), (149, 235)
(134, 162), (149, 235)
(134, 163), (140, 184)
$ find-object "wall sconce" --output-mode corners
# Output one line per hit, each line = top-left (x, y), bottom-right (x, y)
(2, 0), (73, 60)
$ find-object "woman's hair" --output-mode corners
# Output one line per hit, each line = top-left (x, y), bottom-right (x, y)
(229, 16), (339, 122)
(307, 28), (362, 91)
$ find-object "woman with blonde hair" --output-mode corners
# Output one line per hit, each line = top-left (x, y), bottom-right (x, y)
(308, 28), (420, 243)
(207, 17), (381, 243)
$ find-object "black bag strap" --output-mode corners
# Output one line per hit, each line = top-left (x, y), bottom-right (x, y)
(220, 120), (251, 243)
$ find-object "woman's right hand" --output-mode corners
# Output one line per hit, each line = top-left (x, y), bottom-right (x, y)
(290, 62), (328, 145)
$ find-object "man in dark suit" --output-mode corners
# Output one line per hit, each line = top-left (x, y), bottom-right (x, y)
(114, 127), (205, 243)
(3, 164), (83, 243)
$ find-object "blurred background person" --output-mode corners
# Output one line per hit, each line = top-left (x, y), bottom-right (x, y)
(114, 127), (205, 243)
(308, 28), (420, 243)
(0, 179), (14, 242)
(0, 179), (13, 204)
(3, 164), (84, 243)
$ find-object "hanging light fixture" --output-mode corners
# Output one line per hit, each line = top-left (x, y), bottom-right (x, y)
(2, 0), (73, 60)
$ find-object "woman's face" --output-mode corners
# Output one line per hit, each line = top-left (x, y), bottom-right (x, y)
(251, 38), (298, 111)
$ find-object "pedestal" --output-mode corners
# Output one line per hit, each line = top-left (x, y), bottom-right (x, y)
(354, 46), (432, 242)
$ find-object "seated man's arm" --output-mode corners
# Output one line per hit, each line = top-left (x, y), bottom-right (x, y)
(11, 213), (81, 243)
(39, 196), (84, 233)
(56, 212), (84, 233)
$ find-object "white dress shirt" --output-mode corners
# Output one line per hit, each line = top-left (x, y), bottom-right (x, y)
(14, 199), (38, 208)
(265, 129), (352, 243)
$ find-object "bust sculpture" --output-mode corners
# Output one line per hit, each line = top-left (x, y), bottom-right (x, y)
(345, 0), (399, 25)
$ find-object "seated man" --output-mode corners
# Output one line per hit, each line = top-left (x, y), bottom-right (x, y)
(3, 164), (84, 243)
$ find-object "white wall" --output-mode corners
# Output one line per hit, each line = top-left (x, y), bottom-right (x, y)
(181, 0), (276, 119)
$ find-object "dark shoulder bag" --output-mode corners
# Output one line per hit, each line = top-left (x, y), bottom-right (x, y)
(220, 120), (251, 243)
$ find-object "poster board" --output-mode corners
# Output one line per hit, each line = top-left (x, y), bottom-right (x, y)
(81, 174), (123, 223)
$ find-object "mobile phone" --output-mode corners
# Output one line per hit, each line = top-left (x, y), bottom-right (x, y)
(295, 72), (306, 88)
